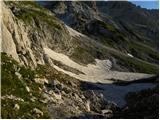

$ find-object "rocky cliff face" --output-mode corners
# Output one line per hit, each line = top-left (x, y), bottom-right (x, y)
(2, 1), (72, 68)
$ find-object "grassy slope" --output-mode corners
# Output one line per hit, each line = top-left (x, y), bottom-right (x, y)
(111, 51), (158, 74)
(1, 53), (49, 119)
(84, 18), (158, 64)
(5, 1), (65, 32)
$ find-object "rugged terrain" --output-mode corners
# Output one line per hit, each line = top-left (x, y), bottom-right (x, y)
(1, 1), (159, 119)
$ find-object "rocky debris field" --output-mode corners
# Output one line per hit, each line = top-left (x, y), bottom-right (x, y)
(1, 53), (159, 119)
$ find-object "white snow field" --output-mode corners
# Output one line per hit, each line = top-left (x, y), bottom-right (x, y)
(44, 47), (154, 84)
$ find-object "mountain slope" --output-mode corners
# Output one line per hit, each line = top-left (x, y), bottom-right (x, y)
(40, 1), (159, 65)
(1, 1), (159, 119)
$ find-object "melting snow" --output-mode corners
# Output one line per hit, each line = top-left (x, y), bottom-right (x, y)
(44, 47), (154, 84)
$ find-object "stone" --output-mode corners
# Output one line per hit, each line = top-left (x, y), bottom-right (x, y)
(33, 108), (43, 116)
(73, 93), (82, 102)
(26, 86), (30, 92)
(14, 104), (20, 110)
(30, 97), (36, 102)
(15, 72), (22, 79)
(34, 78), (48, 85)
(51, 79), (61, 86)
(63, 86), (71, 94)
(101, 109), (113, 115)
(40, 99), (48, 104)
(1, 95), (24, 102)
(61, 91), (66, 95)
(81, 94), (86, 99)
(48, 90), (54, 95)
(69, 81), (77, 88)
(101, 109), (113, 118)
(56, 83), (64, 90)
(53, 92), (62, 100)
(85, 100), (90, 112)
(38, 87), (42, 91)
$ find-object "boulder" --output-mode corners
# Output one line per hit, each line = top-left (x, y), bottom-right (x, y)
(72, 93), (82, 102)
(34, 78), (48, 85)
(101, 109), (113, 114)
(51, 79), (61, 86)
(53, 92), (62, 100)
(85, 100), (91, 112)
(101, 109), (113, 118)
(26, 86), (30, 92)
(15, 72), (22, 79)
(30, 96), (36, 102)
(33, 108), (43, 116)
(14, 104), (20, 110)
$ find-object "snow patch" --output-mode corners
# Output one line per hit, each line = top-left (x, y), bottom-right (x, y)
(44, 47), (154, 84)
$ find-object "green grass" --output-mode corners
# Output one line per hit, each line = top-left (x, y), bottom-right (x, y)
(96, 20), (116, 32)
(70, 46), (96, 65)
(1, 53), (49, 119)
(7, 1), (63, 31)
(2, 99), (49, 119)
(112, 52), (159, 74)
(128, 41), (159, 62)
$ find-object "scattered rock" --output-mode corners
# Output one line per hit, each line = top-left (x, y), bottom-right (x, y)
(34, 78), (48, 85)
(56, 83), (64, 90)
(72, 93), (82, 102)
(1, 95), (24, 102)
(30, 96), (36, 102)
(101, 109), (113, 114)
(42, 93), (56, 103)
(85, 100), (90, 112)
(53, 92), (62, 100)
(51, 79), (61, 86)
(69, 81), (77, 88)
(26, 86), (30, 92)
(61, 91), (66, 95)
(14, 104), (20, 110)
(33, 108), (43, 116)
(80, 94), (86, 99)
(15, 72), (22, 79)
(101, 109), (113, 118)
(84, 90), (106, 112)
(40, 99), (48, 104)
(62, 86), (71, 94)
(38, 87), (42, 91)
